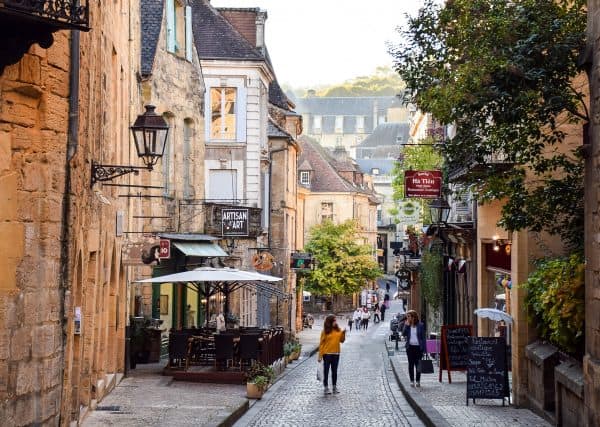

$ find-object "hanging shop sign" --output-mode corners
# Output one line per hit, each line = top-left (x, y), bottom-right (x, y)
(395, 268), (412, 290)
(222, 208), (249, 236)
(405, 170), (442, 199)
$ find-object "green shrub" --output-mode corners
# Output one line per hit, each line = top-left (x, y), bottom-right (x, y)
(420, 249), (443, 310)
(245, 362), (274, 384)
(523, 253), (584, 356)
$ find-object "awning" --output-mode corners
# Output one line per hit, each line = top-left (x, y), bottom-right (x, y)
(172, 242), (228, 257)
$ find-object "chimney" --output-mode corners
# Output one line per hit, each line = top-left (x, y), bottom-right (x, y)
(256, 10), (267, 53)
(307, 89), (316, 98)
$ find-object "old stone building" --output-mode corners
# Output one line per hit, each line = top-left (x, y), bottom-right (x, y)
(129, 0), (210, 333)
(297, 136), (380, 310)
(191, 1), (298, 327)
(585, 1), (600, 424)
(0, 0), (141, 424)
(267, 80), (302, 331)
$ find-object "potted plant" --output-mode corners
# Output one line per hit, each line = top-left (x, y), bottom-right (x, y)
(245, 363), (274, 399)
(292, 342), (302, 360)
(283, 342), (294, 363)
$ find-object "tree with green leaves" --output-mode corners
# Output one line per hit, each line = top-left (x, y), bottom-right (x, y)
(390, 0), (587, 249)
(389, 136), (443, 225)
(303, 220), (382, 310)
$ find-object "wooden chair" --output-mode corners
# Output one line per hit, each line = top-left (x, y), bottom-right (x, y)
(239, 334), (261, 369)
(214, 334), (235, 371)
(169, 332), (190, 369)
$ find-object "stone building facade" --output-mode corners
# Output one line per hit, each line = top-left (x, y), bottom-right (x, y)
(0, 0), (137, 424)
(131, 0), (207, 332)
(0, 26), (72, 427)
(585, 2), (600, 424)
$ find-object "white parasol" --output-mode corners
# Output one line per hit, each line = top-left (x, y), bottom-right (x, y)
(473, 308), (513, 325)
(134, 266), (282, 283)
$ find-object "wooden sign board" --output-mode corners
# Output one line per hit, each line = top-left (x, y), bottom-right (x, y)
(439, 324), (473, 383)
(466, 337), (510, 405)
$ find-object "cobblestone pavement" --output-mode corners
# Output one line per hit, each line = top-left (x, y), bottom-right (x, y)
(82, 365), (247, 427)
(383, 300), (551, 427)
(235, 318), (425, 427)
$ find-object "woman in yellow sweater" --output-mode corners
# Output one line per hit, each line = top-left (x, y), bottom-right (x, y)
(318, 314), (346, 394)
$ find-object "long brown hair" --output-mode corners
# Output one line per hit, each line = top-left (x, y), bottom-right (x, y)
(323, 314), (340, 334)
(407, 310), (419, 324)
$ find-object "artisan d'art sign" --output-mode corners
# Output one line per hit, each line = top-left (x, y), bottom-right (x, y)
(222, 208), (249, 236)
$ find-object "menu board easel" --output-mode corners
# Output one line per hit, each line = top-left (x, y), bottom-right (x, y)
(466, 337), (510, 406)
(439, 324), (473, 383)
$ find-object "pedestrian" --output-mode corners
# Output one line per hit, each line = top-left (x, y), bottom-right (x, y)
(347, 314), (354, 332)
(380, 301), (387, 321)
(373, 305), (381, 323)
(402, 310), (426, 387)
(318, 314), (346, 394)
(353, 308), (362, 331)
(361, 306), (371, 330)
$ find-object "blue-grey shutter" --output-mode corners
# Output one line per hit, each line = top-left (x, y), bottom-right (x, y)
(185, 6), (193, 61)
(166, 0), (175, 52)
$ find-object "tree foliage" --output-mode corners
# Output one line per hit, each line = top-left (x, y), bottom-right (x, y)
(303, 220), (382, 297)
(523, 253), (585, 356)
(390, 0), (587, 248)
(390, 136), (443, 224)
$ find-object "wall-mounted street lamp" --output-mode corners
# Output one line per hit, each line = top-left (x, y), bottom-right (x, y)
(429, 197), (451, 225)
(91, 105), (169, 186)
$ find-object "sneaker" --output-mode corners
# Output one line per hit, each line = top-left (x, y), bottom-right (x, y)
(416, 382), (421, 388)
(333, 386), (339, 394)
(410, 382), (415, 387)
(324, 386), (331, 395)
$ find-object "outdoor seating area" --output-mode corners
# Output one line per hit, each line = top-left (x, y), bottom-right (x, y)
(165, 326), (285, 384)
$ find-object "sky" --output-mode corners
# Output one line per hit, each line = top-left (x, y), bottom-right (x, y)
(211, 0), (424, 89)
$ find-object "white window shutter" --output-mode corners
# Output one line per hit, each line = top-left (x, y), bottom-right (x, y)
(166, 0), (175, 52)
(236, 85), (247, 142)
(185, 6), (193, 61)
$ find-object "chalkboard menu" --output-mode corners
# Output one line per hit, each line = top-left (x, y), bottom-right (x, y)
(439, 324), (473, 383)
(466, 337), (510, 405)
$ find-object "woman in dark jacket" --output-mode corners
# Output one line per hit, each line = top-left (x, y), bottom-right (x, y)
(402, 310), (426, 387)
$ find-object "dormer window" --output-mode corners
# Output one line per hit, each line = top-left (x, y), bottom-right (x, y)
(371, 168), (380, 175)
(300, 171), (310, 185)
(166, 0), (193, 61)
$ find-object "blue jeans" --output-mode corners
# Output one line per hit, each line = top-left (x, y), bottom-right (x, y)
(322, 354), (340, 387)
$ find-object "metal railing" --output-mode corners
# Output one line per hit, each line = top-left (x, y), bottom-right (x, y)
(1, 0), (89, 30)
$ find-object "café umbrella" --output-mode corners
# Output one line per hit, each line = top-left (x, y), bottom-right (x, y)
(134, 267), (283, 322)
(473, 308), (513, 325)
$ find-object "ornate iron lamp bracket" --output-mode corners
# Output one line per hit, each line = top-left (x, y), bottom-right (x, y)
(91, 162), (150, 187)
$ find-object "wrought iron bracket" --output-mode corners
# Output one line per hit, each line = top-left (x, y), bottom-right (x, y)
(91, 162), (150, 187)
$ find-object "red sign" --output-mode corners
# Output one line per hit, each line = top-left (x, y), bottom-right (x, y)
(405, 170), (442, 198)
(159, 239), (171, 259)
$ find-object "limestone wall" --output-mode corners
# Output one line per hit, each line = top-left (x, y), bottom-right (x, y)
(0, 29), (70, 426)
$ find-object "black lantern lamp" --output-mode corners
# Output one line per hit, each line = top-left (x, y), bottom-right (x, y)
(91, 105), (169, 186)
(429, 197), (451, 225)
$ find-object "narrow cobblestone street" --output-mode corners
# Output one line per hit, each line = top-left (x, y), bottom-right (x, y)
(235, 317), (425, 427)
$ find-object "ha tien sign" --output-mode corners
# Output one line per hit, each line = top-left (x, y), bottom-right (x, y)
(222, 208), (249, 236)
(405, 170), (442, 199)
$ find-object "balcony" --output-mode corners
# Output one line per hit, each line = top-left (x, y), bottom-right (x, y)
(0, 0), (90, 73)
(447, 151), (513, 183)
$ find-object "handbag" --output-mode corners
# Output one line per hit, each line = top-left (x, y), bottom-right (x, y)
(417, 354), (435, 374)
(316, 359), (323, 381)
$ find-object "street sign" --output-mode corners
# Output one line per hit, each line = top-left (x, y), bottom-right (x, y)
(405, 170), (442, 198)
(222, 208), (249, 236)
(159, 239), (170, 259)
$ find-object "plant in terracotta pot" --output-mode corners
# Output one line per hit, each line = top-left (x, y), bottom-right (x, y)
(245, 363), (274, 399)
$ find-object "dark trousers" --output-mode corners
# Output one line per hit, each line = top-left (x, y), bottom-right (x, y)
(406, 345), (423, 382)
(323, 354), (340, 387)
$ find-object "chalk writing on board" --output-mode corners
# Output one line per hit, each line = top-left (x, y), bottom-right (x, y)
(466, 337), (509, 400)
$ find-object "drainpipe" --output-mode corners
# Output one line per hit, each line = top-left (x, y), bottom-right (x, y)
(58, 29), (80, 425)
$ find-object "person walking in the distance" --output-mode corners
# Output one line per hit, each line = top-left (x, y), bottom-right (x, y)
(402, 310), (426, 387)
(318, 314), (346, 394)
